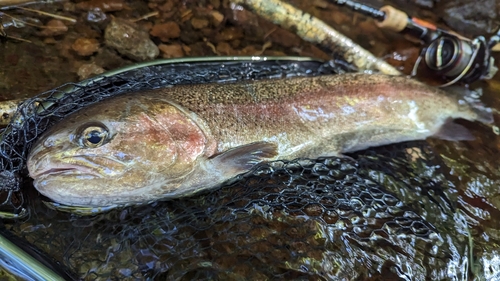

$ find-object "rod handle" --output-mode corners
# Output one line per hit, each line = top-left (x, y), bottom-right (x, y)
(375, 5), (407, 32)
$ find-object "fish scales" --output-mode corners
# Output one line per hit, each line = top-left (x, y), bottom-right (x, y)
(160, 73), (464, 157)
(26, 73), (492, 207)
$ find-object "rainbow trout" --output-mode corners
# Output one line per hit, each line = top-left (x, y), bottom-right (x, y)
(27, 73), (492, 207)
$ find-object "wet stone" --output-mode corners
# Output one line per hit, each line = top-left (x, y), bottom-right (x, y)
(158, 44), (184, 58)
(72, 38), (100, 56)
(210, 10), (224, 26)
(76, 62), (105, 80)
(216, 27), (244, 41)
(181, 44), (191, 55)
(93, 47), (126, 69)
(210, 0), (220, 8)
(63, 2), (76, 13)
(40, 19), (68, 37)
(74, 23), (101, 39)
(157, 0), (175, 12)
(43, 37), (57, 44)
(150, 21), (181, 42)
(441, 0), (499, 36)
(216, 42), (234, 55)
(240, 44), (265, 55)
(191, 18), (209, 29)
(104, 18), (159, 61)
(86, 8), (108, 23)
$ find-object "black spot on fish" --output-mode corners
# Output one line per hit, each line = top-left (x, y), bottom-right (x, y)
(160, 105), (165, 110)
(104, 109), (109, 113)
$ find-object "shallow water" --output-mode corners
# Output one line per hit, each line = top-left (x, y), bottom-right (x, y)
(1, 0), (499, 280)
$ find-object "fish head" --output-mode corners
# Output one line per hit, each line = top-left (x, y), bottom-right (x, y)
(27, 94), (210, 207)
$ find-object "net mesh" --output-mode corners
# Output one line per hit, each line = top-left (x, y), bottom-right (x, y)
(0, 58), (471, 280)
(0, 58), (349, 215)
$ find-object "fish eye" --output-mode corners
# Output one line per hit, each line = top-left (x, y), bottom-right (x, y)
(78, 124), (108, 148)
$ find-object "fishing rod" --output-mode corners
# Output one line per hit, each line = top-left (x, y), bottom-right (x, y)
(331, 0), (499, 87)
(0, 223), (78, 280)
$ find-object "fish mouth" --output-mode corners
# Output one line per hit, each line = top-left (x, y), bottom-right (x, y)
(30, 164), (100, 179)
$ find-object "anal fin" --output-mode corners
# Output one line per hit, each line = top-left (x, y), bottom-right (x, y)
(434, 120), (475, 141)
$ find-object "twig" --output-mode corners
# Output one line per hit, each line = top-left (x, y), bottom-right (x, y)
(231, 0), (401, 75)
(2, 12), (65, 29)
(17, 7), (76, 23)
(2, 11), (46, 28)
(6, 34), (31, 42)
(131, 11), (159, 23)
(263, 27), (277, 39)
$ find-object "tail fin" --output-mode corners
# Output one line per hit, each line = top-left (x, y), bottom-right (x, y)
(444, 86), (494, 124)
(468, 101), (494, 124)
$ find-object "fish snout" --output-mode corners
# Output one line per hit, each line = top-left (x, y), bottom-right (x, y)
(27, 143), (88, 180)
(27, 144), (47, 178)
(28, 155), (102, 180)
(27, 155), (50, 179)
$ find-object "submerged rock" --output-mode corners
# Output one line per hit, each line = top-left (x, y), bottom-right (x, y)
(158, 43), (184, 58)
(40, 19), (68, 37)
(104, 18), (159, 61)
(72, 38), (100, 56)
(77, 62), (105, 80)
(150, 21), (181, 42)
(440, 0), (499, 36)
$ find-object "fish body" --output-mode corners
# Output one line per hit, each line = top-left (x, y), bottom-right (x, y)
(27, 73), (492, 207)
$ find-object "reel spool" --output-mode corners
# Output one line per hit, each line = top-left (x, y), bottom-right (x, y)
(374, 5), (497, 86)
(419, 35), (495, 87)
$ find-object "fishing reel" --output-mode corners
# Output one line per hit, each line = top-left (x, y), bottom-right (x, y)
(412, 28), (497, 87)
(331, 0), (499, 86)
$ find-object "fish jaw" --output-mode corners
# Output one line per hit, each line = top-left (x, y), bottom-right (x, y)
(28, 154), (129, 180)
(27, 135), (133, 181)
(32, 172), (173, 207)
(28, 145), (170, 207)
(28, 150), (135, 206)
(30, 162), (101, 179)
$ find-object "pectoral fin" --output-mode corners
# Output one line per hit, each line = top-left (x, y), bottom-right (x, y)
(209, 141), (279, 175)
(169, 142), (278, 197)
(172, 142), (279, 197)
